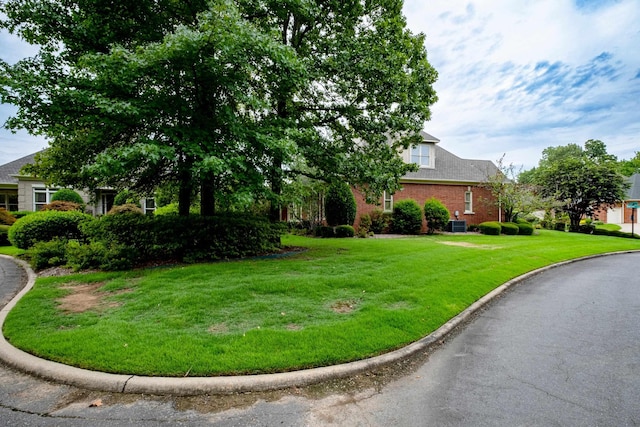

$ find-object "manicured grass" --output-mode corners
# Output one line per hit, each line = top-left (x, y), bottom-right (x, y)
(596, 223), (622, 231)
(0, 246), (25, 257)
(3, 230), (638, 376)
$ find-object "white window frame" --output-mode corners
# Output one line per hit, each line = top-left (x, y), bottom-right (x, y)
(464, 190), (473, 214)
(33, 187), (58, 211)
(143, 198), (156, 215)
(410, 143), (432, 168)
(383, 191), (394, 212)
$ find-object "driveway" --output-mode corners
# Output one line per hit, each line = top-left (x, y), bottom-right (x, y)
(0, 252), (639, 426)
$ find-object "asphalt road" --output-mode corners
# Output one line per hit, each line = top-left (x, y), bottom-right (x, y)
(1, 252), (639, 426)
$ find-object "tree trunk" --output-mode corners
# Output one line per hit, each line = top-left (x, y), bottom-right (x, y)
(200, 174), (216, 216)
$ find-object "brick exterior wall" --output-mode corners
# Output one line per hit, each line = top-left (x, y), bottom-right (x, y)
(353, 182), (501, 232)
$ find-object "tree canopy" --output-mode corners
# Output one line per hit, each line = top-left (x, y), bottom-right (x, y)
(1, 0), (438, 217)
(527, 140), (627, 231)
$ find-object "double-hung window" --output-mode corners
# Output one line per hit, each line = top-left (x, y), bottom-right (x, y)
(33, 187), (58, 211)
(383, 191), (393, 212)
(410, 144), (431, 168)
(464, 190), (473, 213)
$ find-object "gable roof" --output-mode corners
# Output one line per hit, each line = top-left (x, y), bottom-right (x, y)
(626, 174), (640, 201)
(0, 152), (38, 185)
(404, 144), (499, 184)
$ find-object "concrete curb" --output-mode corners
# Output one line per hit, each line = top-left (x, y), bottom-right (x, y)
(1, 250), (639, 396)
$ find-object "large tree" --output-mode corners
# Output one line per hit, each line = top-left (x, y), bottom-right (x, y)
(1, 1), (438, 217)
(533, 141), (627, 231)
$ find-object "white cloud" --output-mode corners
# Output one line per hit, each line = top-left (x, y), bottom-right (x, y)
(404, 0), (640, 169)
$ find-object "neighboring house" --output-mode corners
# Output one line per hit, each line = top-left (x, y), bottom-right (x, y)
(0, 152), (155, 215)
(352, 131), (501, 231)
(606, 173), (640, 225)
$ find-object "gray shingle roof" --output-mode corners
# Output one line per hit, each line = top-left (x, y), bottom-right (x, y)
(0, 152), (38, 185)
(626, 174), (640, 200)
(404, 144), (499, 184)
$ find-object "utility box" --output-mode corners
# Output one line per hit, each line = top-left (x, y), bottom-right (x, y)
(447, 220), (467, 233)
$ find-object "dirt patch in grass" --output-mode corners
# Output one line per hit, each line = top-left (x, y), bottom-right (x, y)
(208, 323), (229, 335)
(438, 241), (502, 250)
(331, 300), (357, 314)
(57, 282), (130, 313)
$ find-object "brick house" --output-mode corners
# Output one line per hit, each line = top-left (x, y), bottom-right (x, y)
(352, 131), (502, 232)
(605, 173), (640, 225)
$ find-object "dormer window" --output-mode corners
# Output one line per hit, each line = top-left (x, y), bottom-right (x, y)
(411, 143), (432, 168)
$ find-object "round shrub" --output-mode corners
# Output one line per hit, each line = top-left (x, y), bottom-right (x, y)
(517, 222), (534, 235)
(8, 210), (94, 249)
(107, 204), (144, 215)
(0, 224), (11, 246)
(335, 225), (355, 238)
(369, 209), (391, 234)
(391, 199), (423, 234)
(325, 182), (357, 227)
(479, 221), (501, 235)
(0, 208), (16, 225)
(423, 197), (450, 234)
(501, 222), (520, 235)
(51, 188), (84, 206)
(113, 190), (141, 207)
(315, 225), (335, 238)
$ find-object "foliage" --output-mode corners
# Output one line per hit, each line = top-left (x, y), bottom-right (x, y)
(50, 188), (84, 206)
(1, 0), (437, 218)
(8, 210), (94, 249)
(0, 224), (11, 246)
(479, 221), (501, 235)
(65, 240), (136, 271)
(516, 222), (534, 236)
(593, 228), (639, 239)
(423, 198), (450, 234)
(325, 182), (357, 227)
(26, 238), (69, 270)
(315, 226), (335, 238)
(391, 199), (423, 234)
(113, 190), (141, 207)
(484, 155), (542, 222)
(42, 201), (82, 212)
(618, 151), (640, 176)
(530, 141), (628, 231)
(369, 209), (392, 234)
(107, 204), (144, 215)
(0, 208), (16, 225)
(335, 225), (355, 238)
(500, 222), (520, 235)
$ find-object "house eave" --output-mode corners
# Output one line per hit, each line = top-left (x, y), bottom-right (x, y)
(400, 177), (485, 186)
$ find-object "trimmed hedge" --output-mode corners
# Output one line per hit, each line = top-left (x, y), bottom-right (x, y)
(315, 226), (335, 238)
(423, 198), (450, 234)
(51, 188), (84, 206)
(0, 224), (11, 246)
(479, 221), (501, 235)
(8, 210), (94, 249)
(335, 225), (355, 238)
(501, 222), (520, 235)
(391, 199), (423, 234)
(516, 222), (534, 236)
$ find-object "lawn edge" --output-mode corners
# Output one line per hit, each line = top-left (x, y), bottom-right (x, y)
(1, 250), (639, 396)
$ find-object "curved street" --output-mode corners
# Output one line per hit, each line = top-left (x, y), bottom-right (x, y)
(1, 252), (639, 426)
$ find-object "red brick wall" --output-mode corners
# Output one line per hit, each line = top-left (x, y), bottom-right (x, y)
(353, 183), (501, 232)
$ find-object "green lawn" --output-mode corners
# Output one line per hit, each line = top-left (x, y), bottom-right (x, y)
(3, 230), (638, 376)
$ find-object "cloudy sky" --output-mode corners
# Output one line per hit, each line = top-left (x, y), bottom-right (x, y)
(1, 0), (639, 169)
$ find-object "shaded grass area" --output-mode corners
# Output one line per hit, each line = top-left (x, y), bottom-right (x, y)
(3, 230), (638, 376)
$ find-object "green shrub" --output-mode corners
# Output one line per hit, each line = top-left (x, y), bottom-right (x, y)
(479, 221), (501, 235)
(335, 225), (355, 238)
(0, 208), (16, 225)
(65, 240), (135, 271)
(107, 203), (144, 215)
(369, 209), (391, 234)
(42, 201), (82, 211)
(325, 182), (357, 227)
(12, 211), (33, 219)
(0, 224), (11, 246)
(391, 199), (423, 234)
(315, 226), (335, 238)
(27, 238), (69, 270)
(8, 210), (94, 249)
(517, 222), (534, 236)
(423, 198), (450, 234)
(51, 189), (84, 207)
(113, 190), (140, 207)
(501, 222), (520, 235)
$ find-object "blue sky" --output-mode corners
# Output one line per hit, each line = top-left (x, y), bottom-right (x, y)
(1, 0), (639, 169)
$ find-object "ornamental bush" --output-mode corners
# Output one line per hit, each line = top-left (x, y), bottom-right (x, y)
(315, 225), (335, 238)
(107, 203), (144, 215)
(501, 222), (520, 235)
(113, 190), (141, 207)
(423, 197), (450, 234)
(335, 225), (355, 238)
(516, 222), (534, 236)
(369, 209), (391, 234)
(325, 182), (357, 227)
(8, 210), (94, 249)
(391, 199), (423, 234)
(0, 208), (16, 225)
(0, 225), (11, 246)
(42, 201), (82, 212)
(51, 188), (84, 206)
(478, 221), (501, 235)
